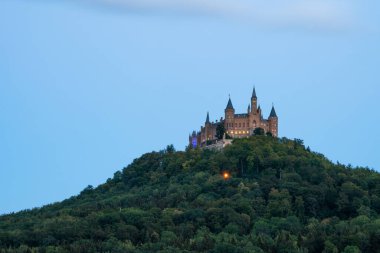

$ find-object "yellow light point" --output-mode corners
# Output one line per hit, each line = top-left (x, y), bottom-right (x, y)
(223, 172), (230, 180)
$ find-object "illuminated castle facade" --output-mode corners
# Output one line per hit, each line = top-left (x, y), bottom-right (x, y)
(189, 87), (278, 148)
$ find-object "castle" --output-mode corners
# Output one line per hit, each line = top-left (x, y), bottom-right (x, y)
(189, 87), (278, 148)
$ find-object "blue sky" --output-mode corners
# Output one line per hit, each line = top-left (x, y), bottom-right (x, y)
(1, 0), (379, 214)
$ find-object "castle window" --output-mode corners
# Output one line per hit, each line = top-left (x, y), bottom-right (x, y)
(239, 123), (241, 128)
(243, 123), (245, 127)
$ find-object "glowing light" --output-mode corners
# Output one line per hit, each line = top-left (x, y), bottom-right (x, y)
(223, 172), (230, 180)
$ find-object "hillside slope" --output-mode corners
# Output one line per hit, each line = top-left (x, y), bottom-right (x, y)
(1, 137), (380, 253)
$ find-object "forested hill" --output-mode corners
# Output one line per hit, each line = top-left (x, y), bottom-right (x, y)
(1, 137), (380, 253)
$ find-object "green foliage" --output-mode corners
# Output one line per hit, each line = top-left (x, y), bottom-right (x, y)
(0, 136), (379, 253)
(215, 123), (225, 140)
(253, 127), (265, 135)
(165, 144), (176, 153)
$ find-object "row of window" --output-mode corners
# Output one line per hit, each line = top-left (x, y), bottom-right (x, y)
(227, 122), (254, 128)
(227, 122), (261, 128)
(228, 131), (249, 135)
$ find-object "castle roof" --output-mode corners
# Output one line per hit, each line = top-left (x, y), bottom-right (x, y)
(206, 112), (210, 123)
(269, 105), (278, 118)
(235, 113), (249, 118)
(226, 97), (234, 110)
(252, 86), (257, 99)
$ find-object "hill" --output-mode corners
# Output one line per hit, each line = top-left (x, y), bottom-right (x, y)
(1, 136), (380, 253)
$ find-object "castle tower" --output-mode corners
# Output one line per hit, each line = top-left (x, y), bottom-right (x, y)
(225, 96), (235, 119)
(205, 112), (211, 141)
(251, 86), (258, 113)
(225, 96), (235, 133)
(190, 131), (197, 148)
(268, 105), (278, 137)
(205, 112), (210, 124)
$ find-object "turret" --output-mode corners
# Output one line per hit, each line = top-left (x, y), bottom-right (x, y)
(205, 112), (210, 124)
(247, 104), (251, 114)
(204, 112), (211, 143)
(224, 96), (235, 133)
(268, 104), (278, 137)
(258, 104), (262, 115)
(251, 86), (258, 112)
(189, 131), (198, 148)
(225, 96), (235, 119)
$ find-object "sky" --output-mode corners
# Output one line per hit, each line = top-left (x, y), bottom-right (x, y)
(1, 0), (380, 214)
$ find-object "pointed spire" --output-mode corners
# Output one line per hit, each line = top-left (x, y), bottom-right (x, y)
(206, 112), (210, 123)
(226, 95), (234, 110)
(248, 104), (251, 110)
(252, 86), (257, 99)
(269, 104), (278, 118)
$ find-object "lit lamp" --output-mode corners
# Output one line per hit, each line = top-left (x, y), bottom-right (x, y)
(223, 172), (230, 180)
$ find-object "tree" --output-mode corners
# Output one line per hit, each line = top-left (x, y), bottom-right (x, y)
(323, 240), (338, 253)
(294, 196), (305, 220)
(254, 128), (265, 136)
(267, 189), (292, 217)
(342, 246), (361, 253)
(165, 144), (176, 153)
(216, 123), (226, 140)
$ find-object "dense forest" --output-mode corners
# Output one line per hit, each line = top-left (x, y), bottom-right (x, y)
(1, 136), (379, 253)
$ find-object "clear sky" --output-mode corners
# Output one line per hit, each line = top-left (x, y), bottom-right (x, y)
(1, 0), (379, 214)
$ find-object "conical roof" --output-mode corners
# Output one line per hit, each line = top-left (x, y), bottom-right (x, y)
(269, 105), (278, 118)
(206, 112), (210, 123)
(226, 97), (234, 110)
(252, 86), (257, 99)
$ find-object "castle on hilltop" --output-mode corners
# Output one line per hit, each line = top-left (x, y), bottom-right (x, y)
(189, 87), (278, 148)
